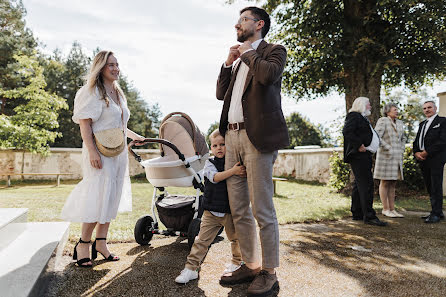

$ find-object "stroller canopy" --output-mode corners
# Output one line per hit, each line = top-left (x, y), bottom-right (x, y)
(159, 112), (209, 160)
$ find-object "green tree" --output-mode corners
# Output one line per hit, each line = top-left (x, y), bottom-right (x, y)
(0, 54), (68, 155)
(258, 0), (446, 124)
(286, 112), (323, 148)
(0, 0), (37, 114)
(42, 42), (91, 147)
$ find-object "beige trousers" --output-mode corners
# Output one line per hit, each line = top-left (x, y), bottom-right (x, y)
(225, 129), (279, 269)
(185, 210), (242, 271)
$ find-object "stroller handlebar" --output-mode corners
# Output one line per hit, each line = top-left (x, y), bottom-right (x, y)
(128, 138), (186, 162)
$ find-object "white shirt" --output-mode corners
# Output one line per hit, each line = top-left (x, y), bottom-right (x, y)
(227, 39), (263, 124)
(361, 115), (379, 153)
(420, 113), (438, 150)
(366, 126), (380, 154)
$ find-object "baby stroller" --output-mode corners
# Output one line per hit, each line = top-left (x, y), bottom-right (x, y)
(128, 112), (209, 248)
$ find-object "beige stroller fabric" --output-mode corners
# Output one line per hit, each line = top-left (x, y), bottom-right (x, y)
(159, 112), (209, 158)
(141, 112), (209, 187)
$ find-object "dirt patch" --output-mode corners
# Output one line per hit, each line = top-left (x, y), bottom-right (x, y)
(41, 211), (446, 297)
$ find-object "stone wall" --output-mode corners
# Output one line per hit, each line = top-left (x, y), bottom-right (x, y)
(0, 148), (160, 180)
(0, 147), (340, 183)
(274, 148), (343, 183)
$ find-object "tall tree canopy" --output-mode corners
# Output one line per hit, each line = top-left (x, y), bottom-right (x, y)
(0, 0), (37, 114)
(42, 42), (91, 147)
(259, 0), (446, 124)
(0, 54), (67, 154)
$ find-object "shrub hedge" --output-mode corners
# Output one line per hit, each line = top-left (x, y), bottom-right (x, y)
(329, 146), (425, 193)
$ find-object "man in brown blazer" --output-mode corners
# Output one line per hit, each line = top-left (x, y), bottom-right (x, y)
(216, 6), (289, 297)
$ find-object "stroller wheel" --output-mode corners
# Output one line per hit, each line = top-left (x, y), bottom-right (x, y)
(134, 215), (154, 245)
(187, 218), (201, 250)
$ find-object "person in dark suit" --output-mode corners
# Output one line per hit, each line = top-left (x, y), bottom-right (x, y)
(413, 101), (446, 223)
(216, 6), (288, 297)
(343, 97), (387, 226)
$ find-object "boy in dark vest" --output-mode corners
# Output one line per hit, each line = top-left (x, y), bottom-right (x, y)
(175, 129), (246, 284)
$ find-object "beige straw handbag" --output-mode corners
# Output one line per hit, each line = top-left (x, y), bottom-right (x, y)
(93, 92), (125, 157)
(94, 128), (125, 157)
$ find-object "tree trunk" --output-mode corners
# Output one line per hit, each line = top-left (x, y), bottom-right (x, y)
(343, 0), (383, 126)
(345, 67), (382, 126)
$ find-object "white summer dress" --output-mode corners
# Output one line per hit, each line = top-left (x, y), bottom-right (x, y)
(61, 86), (132, 224)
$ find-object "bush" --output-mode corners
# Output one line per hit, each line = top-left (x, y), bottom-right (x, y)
(402, 146), (424, 191)
(328, 147), (425, 193)
(328, 151), (351, 192)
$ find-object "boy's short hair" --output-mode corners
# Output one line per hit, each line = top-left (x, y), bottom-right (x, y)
(209, 129), (223, 143)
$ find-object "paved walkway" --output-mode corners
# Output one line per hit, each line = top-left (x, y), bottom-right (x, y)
(43, 211), (446, 296)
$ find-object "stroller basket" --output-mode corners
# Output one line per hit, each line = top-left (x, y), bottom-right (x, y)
(156, 195), (196, 232)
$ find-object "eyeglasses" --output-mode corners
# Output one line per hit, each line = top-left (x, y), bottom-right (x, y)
(237, 16), (259, 25)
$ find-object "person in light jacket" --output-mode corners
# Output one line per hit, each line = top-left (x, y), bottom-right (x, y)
(373, 103), (406, 218)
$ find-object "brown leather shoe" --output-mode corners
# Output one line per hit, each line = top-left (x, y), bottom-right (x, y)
(219, 264), (260, 285)
(247, 270), (279, 297)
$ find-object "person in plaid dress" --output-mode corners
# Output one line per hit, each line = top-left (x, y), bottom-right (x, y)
(373, 103), (406, 218)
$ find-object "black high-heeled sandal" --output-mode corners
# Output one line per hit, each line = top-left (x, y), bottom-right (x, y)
(92, 238), (120, 261)
(73, 238), (92, 268)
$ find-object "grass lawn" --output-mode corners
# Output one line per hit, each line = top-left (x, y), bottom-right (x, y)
(0, 179), (431, 242)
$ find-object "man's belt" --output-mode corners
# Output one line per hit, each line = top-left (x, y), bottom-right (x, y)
(228, 122), (245, 131)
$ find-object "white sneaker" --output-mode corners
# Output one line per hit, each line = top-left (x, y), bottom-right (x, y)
(175, 268), (198, 284)
(391, 210), (404, 218)
(383, 210), (397, 218)
(222, 263), (241, 275)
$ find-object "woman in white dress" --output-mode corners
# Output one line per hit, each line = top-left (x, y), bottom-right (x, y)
(61, 51), (144, 267)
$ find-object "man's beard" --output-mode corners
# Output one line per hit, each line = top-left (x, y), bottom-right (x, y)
(237, 29), (254, 42)
(363, 109), (371, 117)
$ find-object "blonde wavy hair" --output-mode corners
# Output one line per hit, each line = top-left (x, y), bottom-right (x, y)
(85, 50), (124, 107)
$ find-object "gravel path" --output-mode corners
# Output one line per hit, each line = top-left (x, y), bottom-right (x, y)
(42, 211), (446, 297)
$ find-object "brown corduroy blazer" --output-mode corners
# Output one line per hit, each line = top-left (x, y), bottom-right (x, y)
(216, 40), (289, 152)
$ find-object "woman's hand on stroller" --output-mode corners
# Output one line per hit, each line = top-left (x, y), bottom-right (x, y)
(232, 162), (246, 178)
(127, 129), (146, 146)
(133, 135), (146, 146)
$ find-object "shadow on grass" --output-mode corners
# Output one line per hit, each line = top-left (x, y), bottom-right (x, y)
(283, 215), (446, 296)
(276, 177), (325, 187)
(273, 194), (289, 199)
(282, 207), (352, 225)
